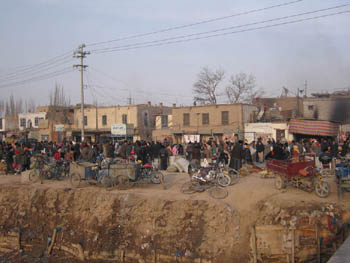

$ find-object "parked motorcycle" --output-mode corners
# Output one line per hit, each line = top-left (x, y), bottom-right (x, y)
(188, 161), (231, 187)
(134, 162), (164, 184)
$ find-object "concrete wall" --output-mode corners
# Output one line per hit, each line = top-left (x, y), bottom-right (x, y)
(303, 98), (350, 123)
(244, 122), (293, 143)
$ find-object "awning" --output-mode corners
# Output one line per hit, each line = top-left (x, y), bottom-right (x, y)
(289, 119), (339, 137)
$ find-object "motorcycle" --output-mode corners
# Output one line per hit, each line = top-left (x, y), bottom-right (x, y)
(189, 161), (231, 187)
(134, 161), (164, 184)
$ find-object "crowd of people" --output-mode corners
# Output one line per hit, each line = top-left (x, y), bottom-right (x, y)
(0, 135), (348, 175)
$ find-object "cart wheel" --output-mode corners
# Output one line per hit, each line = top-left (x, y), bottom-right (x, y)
(217, 173), (231, 187)
(274, 175), (286, 190)
(117, 175), (130, 189)
(208, 185), (228, 199)
(151, 171), (164, 184)
(314, 181), (331, 198)
(29, 170), (40, 183)
(70, 172), (81, 188)
(181, 181), (197, 194)
(181, 181), (204, 194)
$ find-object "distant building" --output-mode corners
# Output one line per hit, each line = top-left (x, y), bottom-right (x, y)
(37, 105), (75, 142)
(303, 97), (350, 124)
(168, 103), (258, 143)
(73, 102), (171, 142)
(18, 112), (46, 131)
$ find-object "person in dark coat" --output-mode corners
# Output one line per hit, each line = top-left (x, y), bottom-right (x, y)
(159, 145), (168, 170)
(243, 143), (253, 164)
(229, 140), (243, 170)
(256, 139), (265, 163)
(191, 142), (201, 161)
(5, 145), (14, 174)
(73, 142), (80, 161)
(341, 139), (349, 157)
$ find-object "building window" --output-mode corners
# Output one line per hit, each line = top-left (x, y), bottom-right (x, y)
(144, 112), (148, 127)
(221, 111), (229, 125)
(102, 115), (107, 126)
(0, 118), (2, 130)
(20, 118), (26, 128)
(84, 116), (87, 126)
(161, 115), (168, 129)
(122, 114), (127, 124)
(308, 105), (314, 110)
(34, 117), (41, 126)
(183, 113), (190, 126)
(202, 113), (209, 125)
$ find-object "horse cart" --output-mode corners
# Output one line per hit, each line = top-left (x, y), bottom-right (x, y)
(266, 155), (331, 198)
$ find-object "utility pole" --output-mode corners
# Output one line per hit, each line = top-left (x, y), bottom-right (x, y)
(127, 92), (132, 105)
(304, 80), (308, 98)
(73, 44), (90, 142)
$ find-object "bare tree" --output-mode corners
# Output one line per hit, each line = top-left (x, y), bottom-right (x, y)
(193, 67), (225, 105)
(16, 98), (23, 114)
(9, 94), (16, 115)
(225, 73), (263, 104)
(25, 99), (36, 113)
(49, 83), (70, 106)
(5, 101), (9, 114)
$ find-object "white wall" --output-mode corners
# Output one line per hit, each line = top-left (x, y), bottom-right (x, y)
(18, 112), (46, 130)
(244, 122), (293, 143)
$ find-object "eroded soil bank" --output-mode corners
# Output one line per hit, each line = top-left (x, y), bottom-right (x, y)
(0, 174), (350, 263)
(0, 187), (242, 263)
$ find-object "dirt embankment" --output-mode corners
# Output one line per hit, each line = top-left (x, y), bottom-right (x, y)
(0, 186), (242, 263)
(0, 173), (350, 263)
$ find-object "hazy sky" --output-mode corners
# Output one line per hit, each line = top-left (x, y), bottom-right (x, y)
(0, 0), (349, 107)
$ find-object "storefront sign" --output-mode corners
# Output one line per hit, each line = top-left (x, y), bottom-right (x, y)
(183, 135), (200, 143)
(55, 124), (65, 132)
(111, 124), (134, 137)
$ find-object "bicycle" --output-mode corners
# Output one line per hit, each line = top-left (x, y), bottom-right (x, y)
(181, 175), (229, 199)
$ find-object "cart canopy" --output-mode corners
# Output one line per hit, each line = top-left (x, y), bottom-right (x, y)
(289, 119), (339, 137)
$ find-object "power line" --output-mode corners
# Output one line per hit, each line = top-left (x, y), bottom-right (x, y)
(86, 0), (306, 47)
(89, 66), (193, 99)
(89, 66), (132, 90)
(0, 67), (74, 89)
(0, 52), (73, 78)
(92, 5), (350, 54)
(0, 56), (73, 82)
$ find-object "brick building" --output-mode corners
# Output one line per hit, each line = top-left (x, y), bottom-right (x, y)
(167, 103), (258, 143)
(73, 103), (171, 142)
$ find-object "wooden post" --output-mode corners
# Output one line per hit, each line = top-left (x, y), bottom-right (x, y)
(47, 228), (57, 255)
(291, 228), (295, 263)
(251, 226), (258, 263)
(316, 224), (320, 263)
